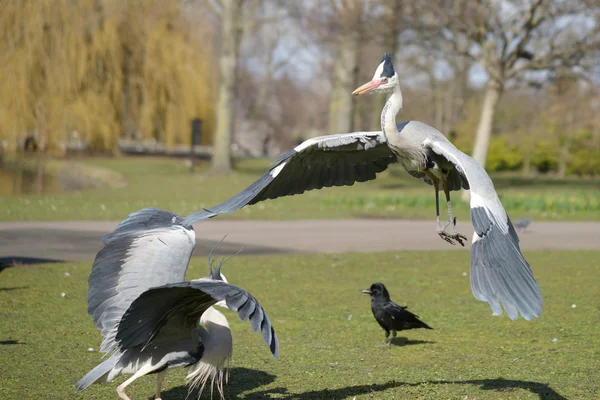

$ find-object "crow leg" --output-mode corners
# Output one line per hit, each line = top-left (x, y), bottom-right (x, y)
(379, 330), (391, 346)
(155, 370), (166, 400)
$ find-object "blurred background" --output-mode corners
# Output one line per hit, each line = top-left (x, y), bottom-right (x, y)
(0, 0), (598, 220)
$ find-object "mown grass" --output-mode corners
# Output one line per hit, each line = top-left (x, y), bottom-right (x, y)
(1, 156), (599, 222)
(1, 250), (599, 399)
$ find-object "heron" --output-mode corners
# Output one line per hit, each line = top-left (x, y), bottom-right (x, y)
(191, 53), (542, 321)
(93, 52), (541, 322)
(75, 236), (278, 400)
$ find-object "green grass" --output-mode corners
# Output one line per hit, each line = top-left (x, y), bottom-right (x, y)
(1, 250), (599, 399)
(1, 156), (599, 222)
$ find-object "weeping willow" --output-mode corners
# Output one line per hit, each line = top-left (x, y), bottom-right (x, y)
(0, 0), (216, 153)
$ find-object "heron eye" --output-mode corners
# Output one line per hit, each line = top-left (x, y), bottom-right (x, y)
(382, 78), (388, 83)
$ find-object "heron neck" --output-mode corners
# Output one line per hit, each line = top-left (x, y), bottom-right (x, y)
(381, 84), (403, 138)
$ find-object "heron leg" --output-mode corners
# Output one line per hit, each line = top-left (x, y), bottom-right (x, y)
(116, 364), (154, 400)
(433, 179), (454, 245)
(155, 370), (166, 400)
(443, 188), (467, 246)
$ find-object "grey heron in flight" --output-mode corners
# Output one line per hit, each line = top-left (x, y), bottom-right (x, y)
(75, 235), (278, 400)
(93, 53), (540, 325)
(191, 53), (542, 321)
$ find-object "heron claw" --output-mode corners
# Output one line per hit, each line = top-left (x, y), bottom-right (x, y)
(437, 219), (467, 247)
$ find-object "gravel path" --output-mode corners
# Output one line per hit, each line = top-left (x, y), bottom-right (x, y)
(1, 219), (597, 267)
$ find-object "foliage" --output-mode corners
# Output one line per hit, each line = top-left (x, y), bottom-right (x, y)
(1, 250), (599, 399)
(0, 0), (216, 153)
(486, 136), (523, 172)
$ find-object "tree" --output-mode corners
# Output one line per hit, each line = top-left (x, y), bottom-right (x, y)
(326, 0), (364, 134)
(413, 0), (600, 171)
(0, 0), (216, 154)
(210, 0), (243, 175)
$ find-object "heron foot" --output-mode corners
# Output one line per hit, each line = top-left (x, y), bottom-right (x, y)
(116, 387), (132, 400)
(437, 219), (467, 247)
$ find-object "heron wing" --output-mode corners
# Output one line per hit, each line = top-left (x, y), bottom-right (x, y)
(116, 280), (279, 357)
(184, 131), (396, 224)
(87, 208), (196, 353)
(423, 137), (542, 321)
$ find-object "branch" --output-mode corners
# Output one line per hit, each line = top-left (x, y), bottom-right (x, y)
(507, 30), (600, 78)
(506, 0), (549, 70)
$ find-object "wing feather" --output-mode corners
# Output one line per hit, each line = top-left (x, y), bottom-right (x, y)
(423, 138), (542, 320)
(87, 208), (196, 353)
(184, 132), (396, 224)
(116, 280), (279, 358)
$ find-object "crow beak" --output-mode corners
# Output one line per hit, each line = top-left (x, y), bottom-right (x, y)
(352, 79), (382, 96)
(361, 289), (371, 294)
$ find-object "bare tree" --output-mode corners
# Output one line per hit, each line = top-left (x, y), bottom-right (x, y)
(210, 0), (243, 175)
(412, 0), (600, 173)
(326, 0), (364, 134)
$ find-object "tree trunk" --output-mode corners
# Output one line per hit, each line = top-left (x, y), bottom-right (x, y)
(211, 0), (242, 175)
(471, 82), (502, 167)
(370, 0), (402, 130)
(461, 81), (502, 201)
(327, 30), (360, 134)
(557, 111), (575, 178)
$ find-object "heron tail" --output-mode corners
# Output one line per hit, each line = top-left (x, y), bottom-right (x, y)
(75, 355), (119, 391)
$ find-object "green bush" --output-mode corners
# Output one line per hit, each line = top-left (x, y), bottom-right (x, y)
(486, 136), (523, 172)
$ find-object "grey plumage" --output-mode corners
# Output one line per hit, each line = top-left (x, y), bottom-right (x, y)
(77, 236), (278, 400)
(184, 54), (542, 321)
(75, 356), (118, 391)
(185, 131), (397, 224)
(87, 53), (542, 328)
(87, 208), (195, 354)
(116, 280), (278, 357)
(424, 137), (542, 320)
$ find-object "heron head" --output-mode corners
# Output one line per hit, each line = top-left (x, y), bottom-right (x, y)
(362, 282), (390, 299)
(352, 53), (398, 96)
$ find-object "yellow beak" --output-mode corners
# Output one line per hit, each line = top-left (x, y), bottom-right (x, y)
(352, 79), (382, 96)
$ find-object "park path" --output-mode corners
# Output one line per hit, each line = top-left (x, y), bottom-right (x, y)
(0, 219), (598, 266)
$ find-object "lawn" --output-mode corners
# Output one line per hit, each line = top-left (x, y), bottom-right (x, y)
(0, 156), (599, 222)
(1, 250), (598, 399)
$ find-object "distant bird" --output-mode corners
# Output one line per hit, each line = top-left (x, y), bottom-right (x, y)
(75, 239), (278, 400)
(92, 52), (542, 323)
(362, 283), (432, 345)
(514, 218), (532, 233)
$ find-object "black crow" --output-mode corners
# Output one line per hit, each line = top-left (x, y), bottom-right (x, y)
(362, 282), (432, 345)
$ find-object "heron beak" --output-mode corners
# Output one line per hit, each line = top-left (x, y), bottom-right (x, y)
(362, 289), (371, 294)
(352, 79), (382, 96)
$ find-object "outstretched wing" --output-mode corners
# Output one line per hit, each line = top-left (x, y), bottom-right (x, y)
(423, 137), (542, 321)
(87, 208), (196, 353)
(116, 279), (279, 358)
(184, 131), (396, 224)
